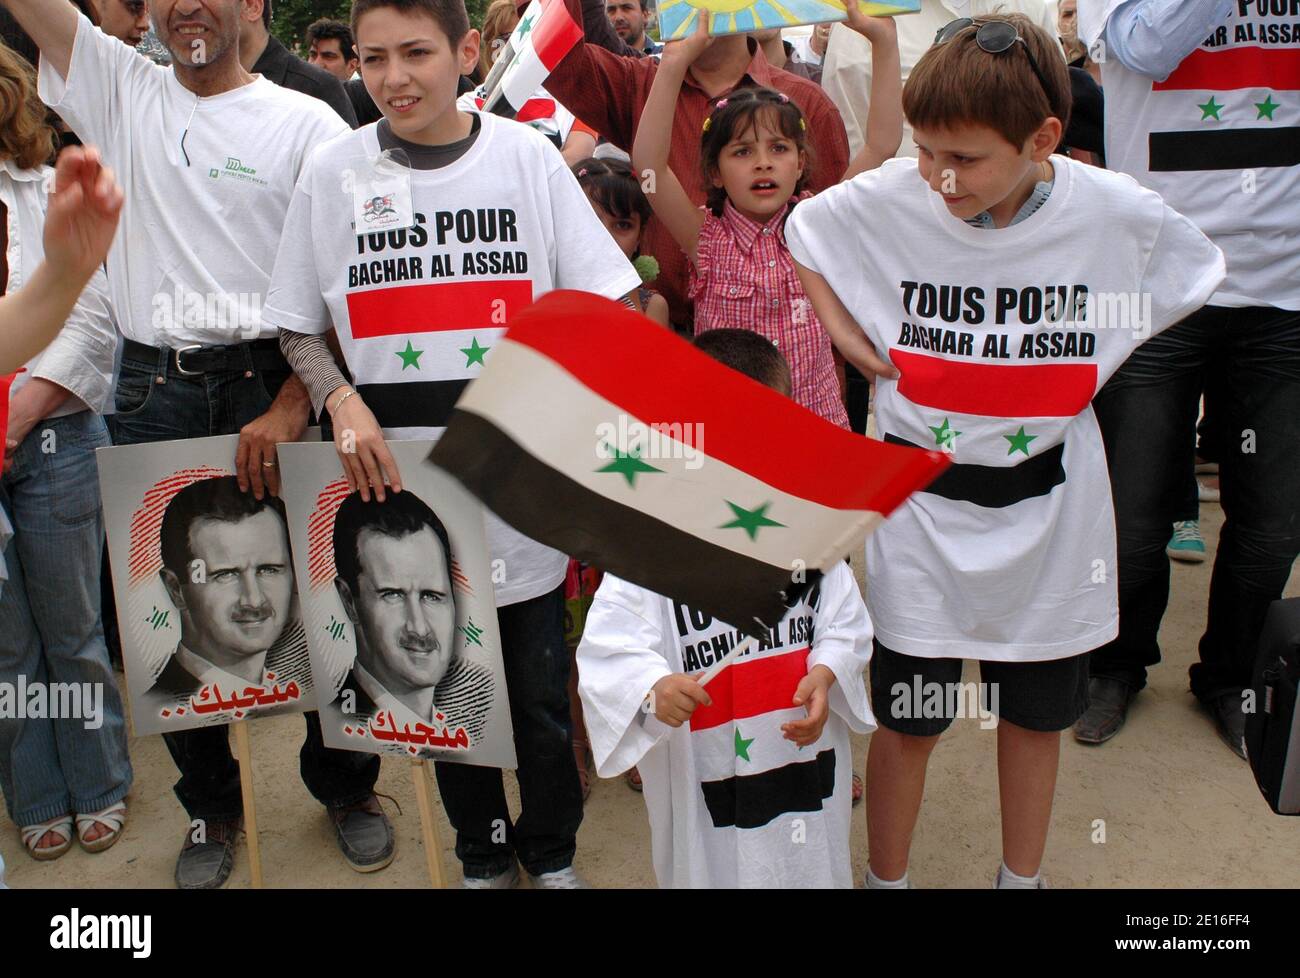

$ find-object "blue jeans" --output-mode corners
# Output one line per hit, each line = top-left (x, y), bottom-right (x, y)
(1091, 305), (1300, 701)
(0, 410), (133, 825)
(111, 349), (378, 820)
(434, 586), (583, 877)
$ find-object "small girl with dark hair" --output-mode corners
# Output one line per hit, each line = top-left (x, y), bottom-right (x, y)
(631, 9), (901, 428)
(573, 157), (670, 327)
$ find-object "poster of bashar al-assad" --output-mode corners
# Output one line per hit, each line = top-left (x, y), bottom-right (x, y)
(277, 441), (516, 768)
(97, 435), (315, 736)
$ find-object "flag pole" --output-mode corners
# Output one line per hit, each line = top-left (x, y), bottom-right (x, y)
(697, 635), (757, 688)
(232, 719), (264, 889)
(411, 758), (447, 888)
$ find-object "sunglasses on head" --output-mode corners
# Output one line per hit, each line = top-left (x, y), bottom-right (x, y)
(934, 18), (1055, 109)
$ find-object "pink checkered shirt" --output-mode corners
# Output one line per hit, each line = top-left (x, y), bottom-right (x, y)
(689, 195), (849, 429)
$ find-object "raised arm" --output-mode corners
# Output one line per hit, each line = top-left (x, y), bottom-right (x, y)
(1, 0), (80, 79)
(841, 7), (901, 181)
(631, 16), (711, 264)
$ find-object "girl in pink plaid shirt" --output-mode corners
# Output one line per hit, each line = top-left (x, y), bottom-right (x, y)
(631, 10), (901, 429)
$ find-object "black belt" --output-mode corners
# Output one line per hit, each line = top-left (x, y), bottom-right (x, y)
(122, 338), (288, 376)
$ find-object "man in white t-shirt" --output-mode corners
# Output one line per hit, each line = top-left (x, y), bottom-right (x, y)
(0, 0), (390, 890)
(1072, 1), (1300, 760)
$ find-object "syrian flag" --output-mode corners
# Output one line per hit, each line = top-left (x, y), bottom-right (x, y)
(481, 0), (582, 120)
(430, 291), (948, 637)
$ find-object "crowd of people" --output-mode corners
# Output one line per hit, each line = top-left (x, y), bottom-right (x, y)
(0, 0), (1293, 890)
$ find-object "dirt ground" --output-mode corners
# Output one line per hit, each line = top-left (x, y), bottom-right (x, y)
(3, 499), (1297, 889)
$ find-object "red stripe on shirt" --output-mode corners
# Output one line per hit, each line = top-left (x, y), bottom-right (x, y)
(891, 348), (1097, 418)
(347, 281), (533, 339)
(690, 646), (809, 731)
(1153, 46), (1300, 91)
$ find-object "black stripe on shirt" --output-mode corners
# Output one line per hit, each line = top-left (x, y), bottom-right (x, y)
(884, 434), (1065, 508)
(356, 380), (469, 430)
(699, 748), (836, 830)
(1149, 127), (1300, 171)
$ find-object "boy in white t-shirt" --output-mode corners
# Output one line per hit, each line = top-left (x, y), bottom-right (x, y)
(786, 14), (1225, 888)
(577, 330), (876, 888)
(264, 0), (640, 888)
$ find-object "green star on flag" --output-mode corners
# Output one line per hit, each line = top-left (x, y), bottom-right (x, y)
(734, 727), (754, 761)
(517, 12), (534, 37)
(1198, 96), (1223, 121)
(721, 501), (784, 540)
(1004, 425), (1037, 457)
(929, 418), (961, 450)
(395, 340), (423, 370)
(460, 337), (489, 366)
(1255, 94), (1279, 121)
(596, 446), (663, 487)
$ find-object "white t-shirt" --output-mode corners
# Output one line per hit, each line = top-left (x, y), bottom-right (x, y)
(787, 156), (1225, 661)
(38, 14), (349, 345)
(263, 114), (641, 606)
(1087, 2), (1300, 309)
(577, 562), (874, 888)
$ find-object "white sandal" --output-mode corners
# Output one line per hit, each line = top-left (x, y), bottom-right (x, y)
(75, 801), (127, 853)
(21, 814), (74, 861)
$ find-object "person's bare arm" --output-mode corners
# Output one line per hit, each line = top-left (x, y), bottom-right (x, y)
(842, 7), (902, 181)
(1, 0), (80, 79)
(792, 258), (897, 381)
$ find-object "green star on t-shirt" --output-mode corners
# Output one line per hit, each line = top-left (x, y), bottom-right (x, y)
(721, 501), (785, 540)
(460, 337), (489, 366)
(596, 446), (663, 487)
(1198, 96), (1224, 121)
(928, 418), (961, 450)
(1255, 94), (1280, 121)
(1004, 425), (1038, 457)
(735, 727), (754, 761)
(395, 340), (423, 370)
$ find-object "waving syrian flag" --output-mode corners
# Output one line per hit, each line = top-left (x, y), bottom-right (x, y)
(430, 291), (948, 637)
(481, 0), (583, 120)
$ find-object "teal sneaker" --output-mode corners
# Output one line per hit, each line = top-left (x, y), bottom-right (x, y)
(1167, 520), (1207, 563)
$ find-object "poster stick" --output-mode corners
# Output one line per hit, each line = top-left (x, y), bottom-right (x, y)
(231, 720), (264, 889)
(698, 635), (757, 688)
(411, 759), (447, 889)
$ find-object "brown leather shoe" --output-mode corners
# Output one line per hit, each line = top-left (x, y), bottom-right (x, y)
(327, 793), (395, 873)
(1072, 677), (1134, 744)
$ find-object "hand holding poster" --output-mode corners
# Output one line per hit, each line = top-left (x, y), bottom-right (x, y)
(98, 435), (314, 736)
(657, 0), (920, 41)
(278, 441), (516, 769)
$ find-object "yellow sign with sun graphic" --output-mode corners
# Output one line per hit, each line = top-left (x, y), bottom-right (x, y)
(657, 0), (920, 39)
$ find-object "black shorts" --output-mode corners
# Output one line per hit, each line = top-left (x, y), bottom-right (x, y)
(869, 641), (1090, 735)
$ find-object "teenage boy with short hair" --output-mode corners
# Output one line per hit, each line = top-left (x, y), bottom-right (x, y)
(265, 0), (641, 889)
(787, 14), (1224, 888)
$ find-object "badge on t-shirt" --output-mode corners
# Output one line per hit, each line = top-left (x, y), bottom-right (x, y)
(350, 149), (415, 232)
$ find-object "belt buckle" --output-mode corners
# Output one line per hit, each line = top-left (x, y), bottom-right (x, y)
(173, 343), (204, 376)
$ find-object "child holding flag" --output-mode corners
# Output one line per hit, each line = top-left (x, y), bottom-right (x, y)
(785, 14), (1225, 888)
(265, 0), (640, 888)
(577, 329), (875, 888)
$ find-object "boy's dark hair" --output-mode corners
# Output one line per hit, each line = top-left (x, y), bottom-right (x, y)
(262, 0), (272, 29)
(351, 0), (472, 46)
(699, 87), (812, 217)
(694, 329), (792, 396)
(572, 157), (652, 226)
(307, 18), (358, 62)
(903, 14), (1071, 150)
(332, 490), (453, 595)
(159, 476), (287, 577)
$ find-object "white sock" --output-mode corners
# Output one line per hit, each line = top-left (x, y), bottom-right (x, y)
(996, 861), (1042, 889)
(866, 867), (910, 889)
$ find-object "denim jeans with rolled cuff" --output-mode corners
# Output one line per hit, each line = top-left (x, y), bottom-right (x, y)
(110, 348), (378, 821)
